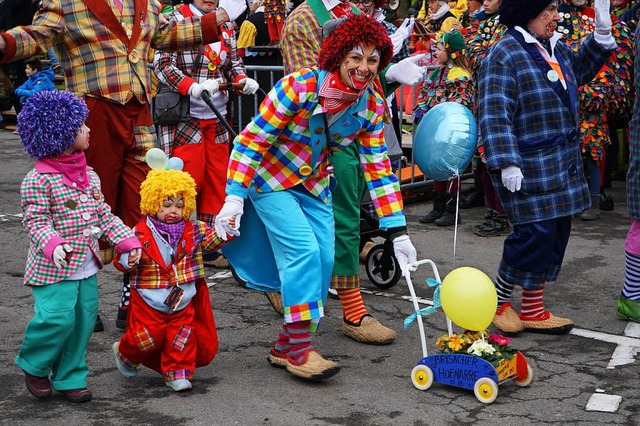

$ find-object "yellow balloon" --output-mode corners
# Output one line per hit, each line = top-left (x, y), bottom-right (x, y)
(440, 267), (497, 331)
(146, 148), (168, 170)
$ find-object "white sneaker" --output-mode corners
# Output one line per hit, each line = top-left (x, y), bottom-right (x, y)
(112, 342), (138, 378)
(165, 379), (192, 392)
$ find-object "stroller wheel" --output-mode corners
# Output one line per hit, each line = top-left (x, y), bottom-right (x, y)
(365, 244), (402, 289)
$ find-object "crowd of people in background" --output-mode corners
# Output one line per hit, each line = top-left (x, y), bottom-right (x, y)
(1, 0), (640, 401)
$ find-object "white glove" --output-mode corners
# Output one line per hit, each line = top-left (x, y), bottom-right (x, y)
(389, 18), (414, 56)
(239, 77), (259, 95)
(594, 0), (612, 34)
(52, 243), (73, 269)
(385, 54), (427, 86)
(215, 195), (244, 241)
(190, 80), (219, 98)
(218, 0), (247, 22)
(501, 165), (524, 192)
(393, 235), (417, 274)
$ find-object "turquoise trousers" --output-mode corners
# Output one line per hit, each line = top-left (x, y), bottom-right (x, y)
(16, 275), (98, 391)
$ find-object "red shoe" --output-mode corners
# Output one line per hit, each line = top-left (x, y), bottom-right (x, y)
(60, 388), (92, 403)
(23, 371), (51, 399)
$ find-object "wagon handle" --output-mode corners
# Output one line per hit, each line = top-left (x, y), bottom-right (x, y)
(402, 260), (453, 359)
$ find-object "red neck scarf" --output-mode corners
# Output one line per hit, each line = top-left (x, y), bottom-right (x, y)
(318, 71), (368, 114)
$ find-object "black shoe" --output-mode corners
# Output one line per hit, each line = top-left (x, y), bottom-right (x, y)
(419, 208), (443, 224)
(115, 307), (128, 331)
(435, 210), (457, 226)
(600, 193), (614, 211)
(473, 215), (511, 237)
(93, 314), (105, 333)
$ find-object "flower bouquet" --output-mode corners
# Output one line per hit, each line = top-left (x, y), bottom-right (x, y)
(436, 331), (518, 368)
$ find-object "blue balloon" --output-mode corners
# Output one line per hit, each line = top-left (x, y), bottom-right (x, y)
(413, 102), (478, 181)
(167, 157), (184, 171)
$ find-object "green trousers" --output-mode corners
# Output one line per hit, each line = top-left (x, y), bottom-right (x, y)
(16, 275), (98, 391)
(331, 143), (366, 288)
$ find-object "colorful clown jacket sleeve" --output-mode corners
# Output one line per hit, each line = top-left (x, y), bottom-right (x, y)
(556, 5), (634, 162)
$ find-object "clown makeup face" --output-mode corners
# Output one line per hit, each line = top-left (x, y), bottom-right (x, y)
(483, 0), (501, 15)
(339, 45), (380, 90)
(529, 2), (560, 40)
(156, 196), (185, 224)
(193, 0), (218, 13)
(65, 123), (90, 154)
(435, 42), (448, 65)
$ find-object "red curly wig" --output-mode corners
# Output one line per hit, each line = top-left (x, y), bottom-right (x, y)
(318, 14), (393, 73)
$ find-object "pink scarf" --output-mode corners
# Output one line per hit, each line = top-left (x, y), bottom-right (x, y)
(36, 152), (90, 191)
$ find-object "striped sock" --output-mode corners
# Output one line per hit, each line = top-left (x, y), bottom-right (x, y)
(274, 324), (290, 354)
(622, 251), (640, 301)
(285, 320), (312, 364)
(494, 274), (515, 308)
(337, 288), (369, 324)
(520, 282), (546, 320)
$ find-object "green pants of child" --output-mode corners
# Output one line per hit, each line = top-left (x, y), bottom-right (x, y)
(16, 275), (98, 391)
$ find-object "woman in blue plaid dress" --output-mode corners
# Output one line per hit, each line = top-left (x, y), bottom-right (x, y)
(478, 0), (615, 334)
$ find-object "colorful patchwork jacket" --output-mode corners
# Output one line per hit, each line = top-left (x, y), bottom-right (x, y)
(114, 217), (225, 289)
(226, 68), (406, 229)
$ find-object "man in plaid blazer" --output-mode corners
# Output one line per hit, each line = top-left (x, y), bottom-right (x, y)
(0, 0), (246, 328)
(478, 0), (615, 334)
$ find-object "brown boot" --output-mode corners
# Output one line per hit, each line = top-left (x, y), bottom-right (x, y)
(580, 195), (600, 221)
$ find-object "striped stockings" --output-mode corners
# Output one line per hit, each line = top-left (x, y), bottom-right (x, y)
(275, 321), (312, 363)
(622, 251), (640, 301)
(520, 282), (546, 320)
(494, 274), (515, 307)
(337, 288), (368, 324)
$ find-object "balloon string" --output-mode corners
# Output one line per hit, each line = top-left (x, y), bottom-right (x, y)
(448, 176), (460, 269)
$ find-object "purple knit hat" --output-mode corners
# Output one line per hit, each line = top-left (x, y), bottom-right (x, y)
(18, 90), (89, 160)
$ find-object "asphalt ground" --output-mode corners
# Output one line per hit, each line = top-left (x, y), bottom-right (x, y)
(0, 128), (637, 425)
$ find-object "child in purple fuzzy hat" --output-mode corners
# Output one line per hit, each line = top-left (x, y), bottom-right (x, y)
(16, 90), (142, 403)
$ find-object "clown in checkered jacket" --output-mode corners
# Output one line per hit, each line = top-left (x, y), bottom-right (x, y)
(478, 0), (615, 335)
(112, 163), (226, 393)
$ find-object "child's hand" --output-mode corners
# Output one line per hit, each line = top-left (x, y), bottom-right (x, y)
(52, 243), (73, 269)
(128, 248), (142, 266)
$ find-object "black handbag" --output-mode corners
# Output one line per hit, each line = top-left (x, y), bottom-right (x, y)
(152, 48), (204, 126)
